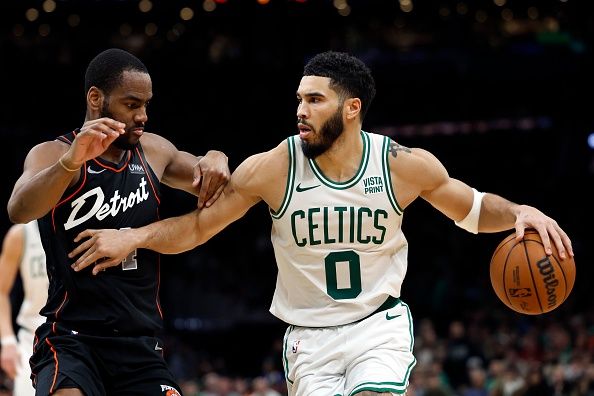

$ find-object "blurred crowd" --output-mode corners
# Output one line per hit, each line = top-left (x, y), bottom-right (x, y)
(407, 310), (594, 396)
(88, 308), (592, 396)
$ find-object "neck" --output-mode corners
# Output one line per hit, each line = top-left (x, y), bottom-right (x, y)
(100, 145), (128, 164)
(313, 124), (363, 182)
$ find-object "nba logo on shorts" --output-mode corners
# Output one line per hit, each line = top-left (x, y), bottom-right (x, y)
(292, 340), (301, 353)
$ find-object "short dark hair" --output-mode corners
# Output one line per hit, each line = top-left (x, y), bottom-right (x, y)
(84, 48), (149, 95)
(303, 51), (376, 120)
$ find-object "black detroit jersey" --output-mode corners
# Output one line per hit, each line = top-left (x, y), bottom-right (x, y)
(38, 130), (163, 335)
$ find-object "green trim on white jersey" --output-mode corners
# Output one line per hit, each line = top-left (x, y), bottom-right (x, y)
(308, 131), (370, 189)
(270, 136), (296, 219)
(382, 136), (403, 215)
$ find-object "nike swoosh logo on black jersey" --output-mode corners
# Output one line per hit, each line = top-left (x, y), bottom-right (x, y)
(295, 183), (320, 192)
(87, 166), (106, 174)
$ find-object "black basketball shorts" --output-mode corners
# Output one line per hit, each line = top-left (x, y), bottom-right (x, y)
(30, 322), (182, 396)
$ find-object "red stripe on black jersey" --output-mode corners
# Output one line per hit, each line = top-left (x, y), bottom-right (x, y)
(91, 150), (131, 172)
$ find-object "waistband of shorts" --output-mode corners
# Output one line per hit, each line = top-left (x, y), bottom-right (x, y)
(361, 295), (401, 322)
(290, 296), (401, 329)
(49, 321), (155, 338)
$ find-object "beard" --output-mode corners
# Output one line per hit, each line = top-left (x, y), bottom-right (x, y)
(100, 102), (140, 150)
(300, 107), (344, 159)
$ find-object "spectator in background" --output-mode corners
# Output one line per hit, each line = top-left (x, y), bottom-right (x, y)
(444, 320), (474, 389)
(490, 363), (525, 396)
(522, 365), (553, 396)
(462, 367), (488, 396)
(251, 376), (281, 396)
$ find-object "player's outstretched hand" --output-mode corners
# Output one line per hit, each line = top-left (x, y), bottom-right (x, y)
(60, 118), (125, 169)
(513, 205), (573, 259)
(69, 229), (136, 275)
(192, 150), (230, 209)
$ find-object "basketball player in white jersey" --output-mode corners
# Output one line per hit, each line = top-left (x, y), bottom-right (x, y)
(69, 51), (573, 396)
(0, 221), (48, 396)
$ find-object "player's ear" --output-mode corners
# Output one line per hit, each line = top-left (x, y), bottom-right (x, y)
(344, 98), (361, 121)
(87, 86), (105, 112)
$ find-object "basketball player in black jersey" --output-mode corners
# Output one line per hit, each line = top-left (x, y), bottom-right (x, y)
(7, 49), (230, 396)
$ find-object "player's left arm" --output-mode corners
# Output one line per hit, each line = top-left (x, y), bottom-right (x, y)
(141, 133), (230, 208)
(388, 140), (573, 258)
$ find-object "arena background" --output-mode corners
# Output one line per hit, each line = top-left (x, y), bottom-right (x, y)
(1, 0), (593, 394)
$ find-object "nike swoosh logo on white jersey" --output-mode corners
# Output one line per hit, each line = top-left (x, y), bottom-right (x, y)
(295, 183), (320, 192)
(385, 312), (402, 320)
(87, 166), (106, 174)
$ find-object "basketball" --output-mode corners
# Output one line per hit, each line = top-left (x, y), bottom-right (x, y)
(489, 230), (575, 315)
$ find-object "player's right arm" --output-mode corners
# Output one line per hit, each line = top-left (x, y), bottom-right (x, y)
(69, 141), (289, 274)
(0, 224), (24, 379)
(388, 140), (572, 258)
(7, 118), (124, 223)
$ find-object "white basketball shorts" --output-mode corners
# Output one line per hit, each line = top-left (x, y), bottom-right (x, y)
(282, 299), (416, 396)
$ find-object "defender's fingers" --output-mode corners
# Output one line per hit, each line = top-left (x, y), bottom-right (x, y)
(92, 258), (122, 275)
(72, 248), (99, 271)
(205, 184), (225, 208)
(198, 175), (213, 209)
(192, 165), (202, 188)
(68, 237), (96, 258)
(94, 117), (126, 130)
(87, 122), (123, 137)
(203, 174), (219, 202)
(73, 229), (97, 243)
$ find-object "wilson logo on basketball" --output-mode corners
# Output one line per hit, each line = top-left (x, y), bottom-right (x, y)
(536, 257), (559, 308)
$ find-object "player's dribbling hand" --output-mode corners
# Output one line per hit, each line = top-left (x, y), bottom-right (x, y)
(0, 343), (21, 380)
(513, 205), (573, 259)
(60, 118), (125, 169)
(69, 229), (137, 275)
(192, 150), (230, 209)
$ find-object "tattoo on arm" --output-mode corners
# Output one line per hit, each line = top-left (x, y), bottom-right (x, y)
(388, 142), (411, 158)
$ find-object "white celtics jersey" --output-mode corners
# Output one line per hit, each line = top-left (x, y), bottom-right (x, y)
(16, 221), (48, 332)
(270, 131), (408, 327)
